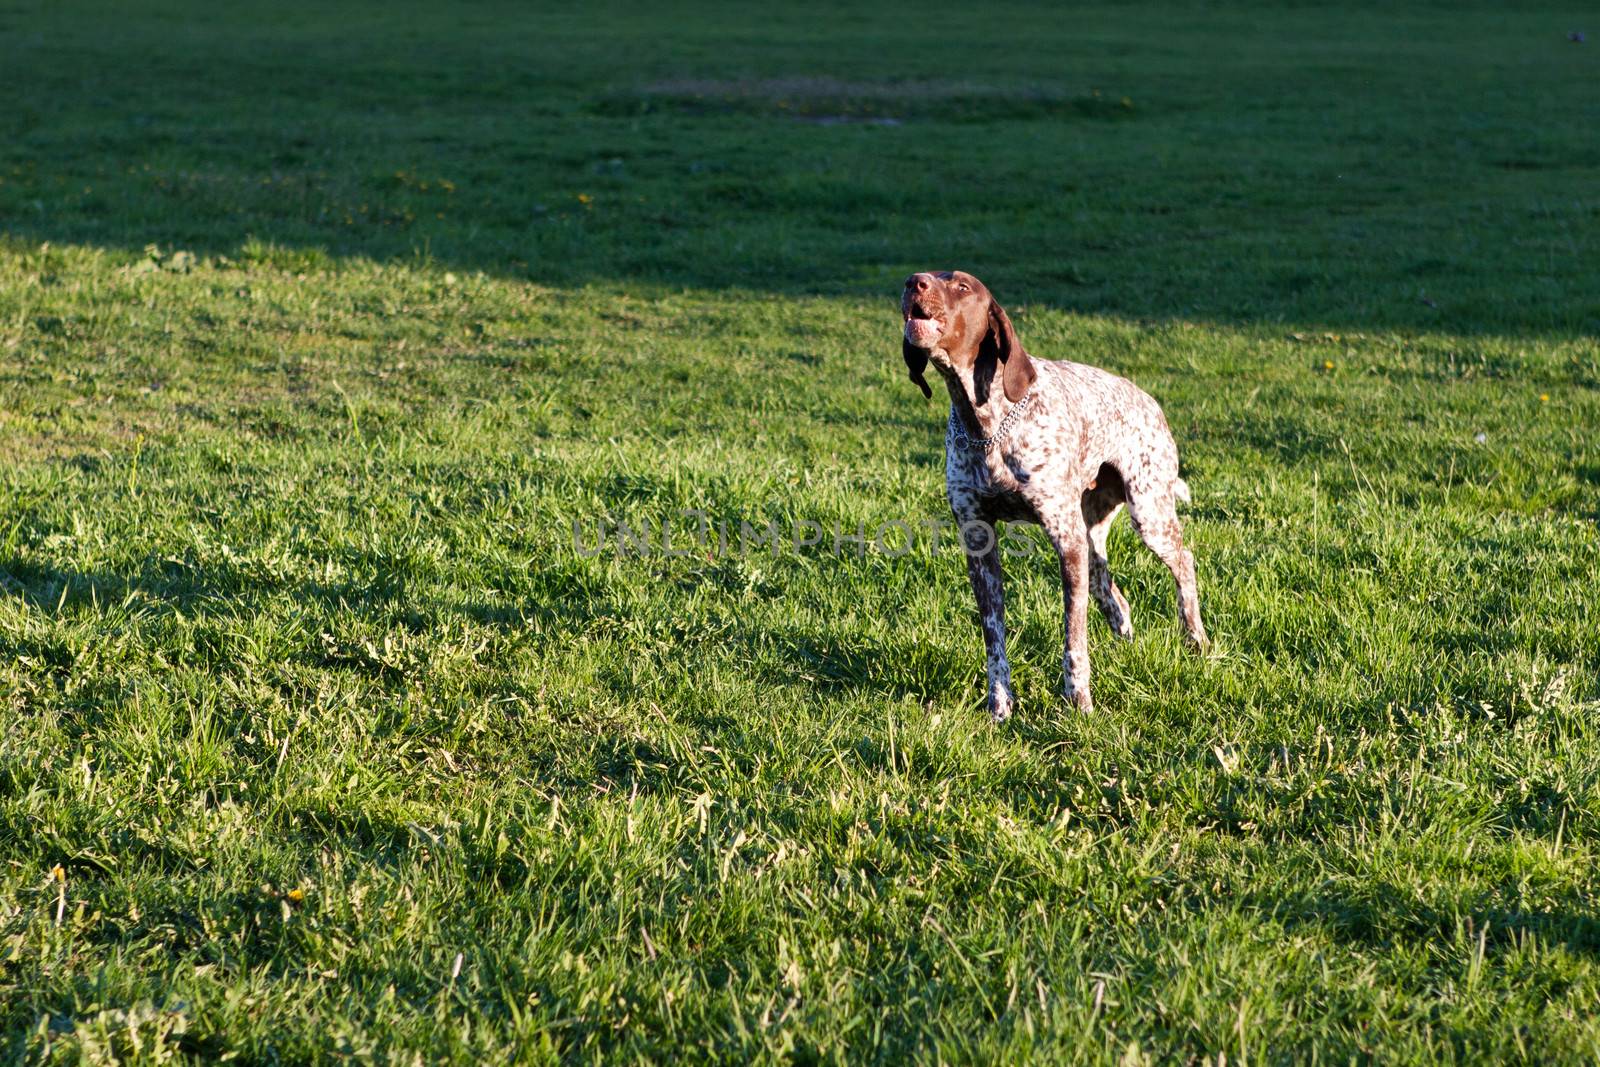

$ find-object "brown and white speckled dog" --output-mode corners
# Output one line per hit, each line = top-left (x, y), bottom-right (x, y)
(900, 270), (1207, 719)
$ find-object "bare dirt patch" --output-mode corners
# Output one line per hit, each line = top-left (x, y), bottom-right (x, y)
(591, 77), (1138, 123)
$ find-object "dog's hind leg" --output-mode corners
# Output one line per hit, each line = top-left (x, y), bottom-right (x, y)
(1082, 474), (1133, 640)
(1125, 481), (1207, 651)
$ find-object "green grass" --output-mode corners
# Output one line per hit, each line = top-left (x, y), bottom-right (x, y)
(3, 1), (1600, 1062)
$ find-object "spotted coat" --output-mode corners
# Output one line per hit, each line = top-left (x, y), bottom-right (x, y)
(901, 270), (1207, 719)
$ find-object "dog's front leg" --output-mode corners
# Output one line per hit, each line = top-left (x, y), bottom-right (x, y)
(958, 513), (1014, 722)
(1041, 510), (1094, 712)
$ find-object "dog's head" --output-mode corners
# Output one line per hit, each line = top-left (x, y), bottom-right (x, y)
(900, 270), (1035, 403)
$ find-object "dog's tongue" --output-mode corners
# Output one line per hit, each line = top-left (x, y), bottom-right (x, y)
(904, 318), (943, 348)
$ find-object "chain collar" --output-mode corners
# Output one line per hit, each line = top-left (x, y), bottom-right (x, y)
(948, 386), (1036, 454)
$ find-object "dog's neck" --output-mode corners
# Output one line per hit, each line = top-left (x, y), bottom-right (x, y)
(941, 356), (1012, 440)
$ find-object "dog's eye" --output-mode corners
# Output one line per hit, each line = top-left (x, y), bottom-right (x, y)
(956, 283), (970, 292)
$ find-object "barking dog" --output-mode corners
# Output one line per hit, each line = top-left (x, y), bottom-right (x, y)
(901, 270), (1207, 719)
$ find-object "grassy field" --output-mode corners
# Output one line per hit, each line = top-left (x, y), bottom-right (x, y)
(3, 1), (1600, 1062)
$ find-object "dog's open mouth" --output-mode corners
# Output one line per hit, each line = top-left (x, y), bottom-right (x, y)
(903, 301), (944, 349)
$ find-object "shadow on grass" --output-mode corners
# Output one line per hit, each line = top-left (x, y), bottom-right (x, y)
(1239, 878), (1600, 959)
(3, 3), (1598, 338)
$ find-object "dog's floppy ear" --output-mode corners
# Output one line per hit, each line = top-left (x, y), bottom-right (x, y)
(980, 298), (1036, 403)
(902, 338), (933, 399)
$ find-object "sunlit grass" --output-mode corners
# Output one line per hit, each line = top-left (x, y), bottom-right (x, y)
(2, 1), (1599, 1063)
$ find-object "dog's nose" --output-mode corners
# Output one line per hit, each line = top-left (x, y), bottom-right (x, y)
(912, 275), (931, 292)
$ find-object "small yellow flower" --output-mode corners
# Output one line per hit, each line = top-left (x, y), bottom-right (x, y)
(286, 888), (305, 903)
(576, 193), (593, 205)
(50, 864), (65, 883)
(1323, 360), (1334, 370)
(1539, 393), (1549, 402)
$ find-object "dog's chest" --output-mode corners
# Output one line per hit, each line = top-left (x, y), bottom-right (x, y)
(945, 440), (1044, 523)
(944, 390), (1089, 517)
(947, 445), (1027, 492)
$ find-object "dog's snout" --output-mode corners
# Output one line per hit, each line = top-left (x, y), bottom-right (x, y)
(913, 275), (932, 293)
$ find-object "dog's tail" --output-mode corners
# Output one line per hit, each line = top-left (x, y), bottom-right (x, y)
(1175, 478), (1192, 505)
